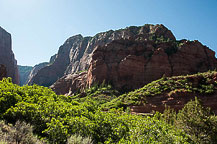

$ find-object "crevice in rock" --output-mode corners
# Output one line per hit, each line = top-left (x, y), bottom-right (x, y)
(143, 57), (152, 82)
(168, 56), (173, 76)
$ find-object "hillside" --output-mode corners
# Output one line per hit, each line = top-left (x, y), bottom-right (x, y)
(1, 24), (217, 143)
(104, 70), (217, 113)
(1, 71), (217, 143)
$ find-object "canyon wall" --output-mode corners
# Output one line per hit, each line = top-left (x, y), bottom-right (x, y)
(0, 26), (19, 84)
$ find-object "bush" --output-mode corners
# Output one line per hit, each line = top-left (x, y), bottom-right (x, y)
(162, 97), (217, 144)
(67, 134), (93, 144)
(0, 120), (44, 144)
(176, 97), (217, 143)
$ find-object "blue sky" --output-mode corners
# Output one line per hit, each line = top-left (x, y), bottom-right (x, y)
(0, 0), (217, 66)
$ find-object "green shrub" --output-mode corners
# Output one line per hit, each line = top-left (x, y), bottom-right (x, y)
(176, 97), (217, 143)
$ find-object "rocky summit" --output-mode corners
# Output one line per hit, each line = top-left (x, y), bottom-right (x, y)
(0, 26), (19, 84)
(48, 24), (217, 95)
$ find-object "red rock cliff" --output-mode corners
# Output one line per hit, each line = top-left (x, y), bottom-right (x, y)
(51, 31), (217, 95)
(31, 24), (175, 87)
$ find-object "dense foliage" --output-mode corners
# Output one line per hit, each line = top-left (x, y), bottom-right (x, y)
(0, 71), (217, 143)
(0, 78), (192, 143)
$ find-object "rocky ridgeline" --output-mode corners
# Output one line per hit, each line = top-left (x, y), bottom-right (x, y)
(0, 26), (19, 84)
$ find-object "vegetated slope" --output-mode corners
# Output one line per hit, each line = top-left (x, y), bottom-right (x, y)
(18, 65), (33, 85)
(1, 74), (217, 143)
(105, 70), (217, 113)
(0, 78), (193, 143)
(0, 26), (19, 84)
(29, 24), (176, 87)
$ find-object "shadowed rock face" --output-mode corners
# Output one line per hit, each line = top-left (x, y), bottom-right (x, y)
(0, 26), (19, 84)
(51, 33), (217, 95)
(27, 62), (49, 85)
(30, 24), (175, 87)
(20, 54), (56, 86)
(0, 64), (7, 80)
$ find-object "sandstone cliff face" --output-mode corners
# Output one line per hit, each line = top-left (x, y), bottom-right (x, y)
(31, 24), (175, 87)
(0, 26), (19, 84)
(51, 32), (217, 95)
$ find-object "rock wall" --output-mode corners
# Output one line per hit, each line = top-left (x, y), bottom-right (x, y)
(27, 62), (49, 85)
(30, 24), (175, 87)
(51, 36), (217, 95)
(0, 26), (19, 84)
(0, 64), (7, 80)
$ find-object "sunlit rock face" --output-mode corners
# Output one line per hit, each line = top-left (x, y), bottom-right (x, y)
(49, 24), (217, 95)
(51, 39), (217, 95)
(0, 26), (19, 84)
(32, 24), (175, 87)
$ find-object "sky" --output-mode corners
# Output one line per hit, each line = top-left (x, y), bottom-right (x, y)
(0, 0), (217, 66)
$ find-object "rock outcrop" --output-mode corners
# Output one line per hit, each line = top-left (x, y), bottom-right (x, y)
(0, 26), (19, 84)
(31, 24), (175, 87)
(51, 30), (217, 95)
